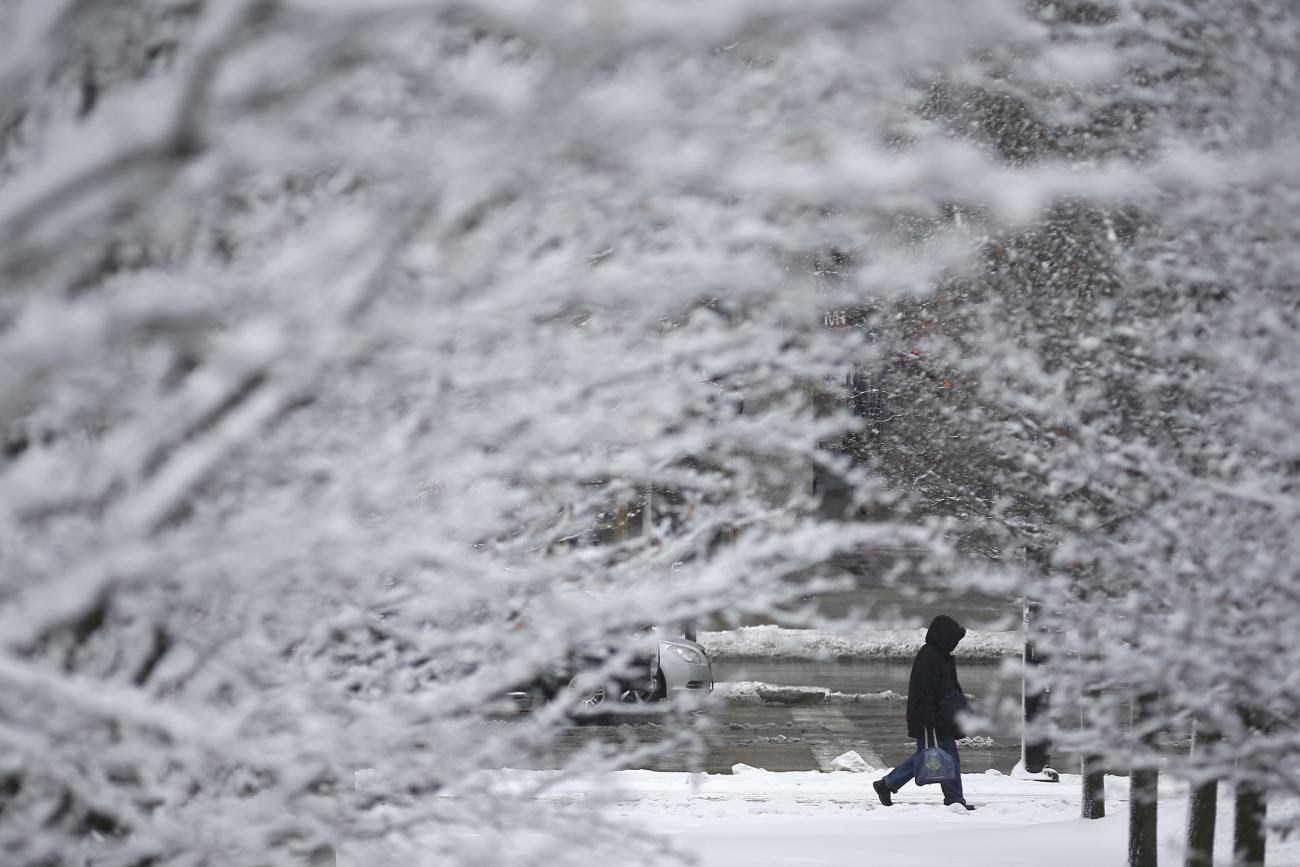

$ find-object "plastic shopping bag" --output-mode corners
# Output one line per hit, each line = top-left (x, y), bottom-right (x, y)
(915, 730), (957, 785)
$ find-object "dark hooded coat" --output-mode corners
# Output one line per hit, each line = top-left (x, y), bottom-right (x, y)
(905, 615), (969, 739)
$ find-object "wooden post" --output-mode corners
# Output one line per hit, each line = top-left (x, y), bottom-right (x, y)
(1184, 727), (1221, 867)
(1234, 782), (1267, 866)
(1233, 705), (1270, 867)
(1082, 750), (1106, 820)
(1185, 778), (1218, 867)
(1129, 764), (1159, 867)
(1128, 692), (1159, 867)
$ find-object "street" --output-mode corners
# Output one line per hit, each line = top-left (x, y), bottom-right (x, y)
(511, 660), (1028, 777)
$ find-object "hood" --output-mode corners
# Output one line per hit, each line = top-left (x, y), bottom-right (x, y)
(659, 636), (708, 658)
(925, 615), (966, 656)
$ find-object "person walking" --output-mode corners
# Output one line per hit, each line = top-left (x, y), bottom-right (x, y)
(873, 614), (974, 811)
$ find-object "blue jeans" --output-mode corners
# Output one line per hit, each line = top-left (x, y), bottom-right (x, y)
(883, 735), (965, 804)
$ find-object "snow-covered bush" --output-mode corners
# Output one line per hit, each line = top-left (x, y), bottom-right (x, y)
(0, 1), (1100, 864)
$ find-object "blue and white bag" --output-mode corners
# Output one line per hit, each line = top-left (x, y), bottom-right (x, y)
(915, 729), (958, 786)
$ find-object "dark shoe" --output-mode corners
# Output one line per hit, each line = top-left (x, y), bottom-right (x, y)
(945, 800), (976, 811)
(873, 778), (893, 806)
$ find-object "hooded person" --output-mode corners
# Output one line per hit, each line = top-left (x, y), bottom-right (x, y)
(873, 615), (974, 811)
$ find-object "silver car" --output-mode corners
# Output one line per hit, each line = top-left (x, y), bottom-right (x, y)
(653, 633), (713, 702)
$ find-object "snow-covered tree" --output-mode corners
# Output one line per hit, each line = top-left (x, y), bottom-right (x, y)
(891, 1), (1300, 861)
(0, 1), (1125, 864)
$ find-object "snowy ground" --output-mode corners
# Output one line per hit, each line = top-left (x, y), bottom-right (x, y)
(348, 768), (1300, 866)
(580, 768), (1300, 867)
(562, 767), (1124, 867)
(700, 624), (1020, 661)
(351, 629), (1293, 865)
(554, 769), (1299, 867)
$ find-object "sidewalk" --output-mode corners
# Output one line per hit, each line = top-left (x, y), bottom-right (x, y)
(342, 768), (1300, 866)
(545, 769), (1300, 867)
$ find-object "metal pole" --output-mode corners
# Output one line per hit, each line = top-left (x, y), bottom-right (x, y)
(1022, 600), (1052, 775)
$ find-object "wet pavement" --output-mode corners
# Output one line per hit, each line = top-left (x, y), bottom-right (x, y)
(513, 659), (1036, 777)
(503, 575), (1059, 778)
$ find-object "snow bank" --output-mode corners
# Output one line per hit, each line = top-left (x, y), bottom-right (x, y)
(831, 750), (871, 773)
(720, 680), (904, 706)
(701, 624), (1020, 661)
